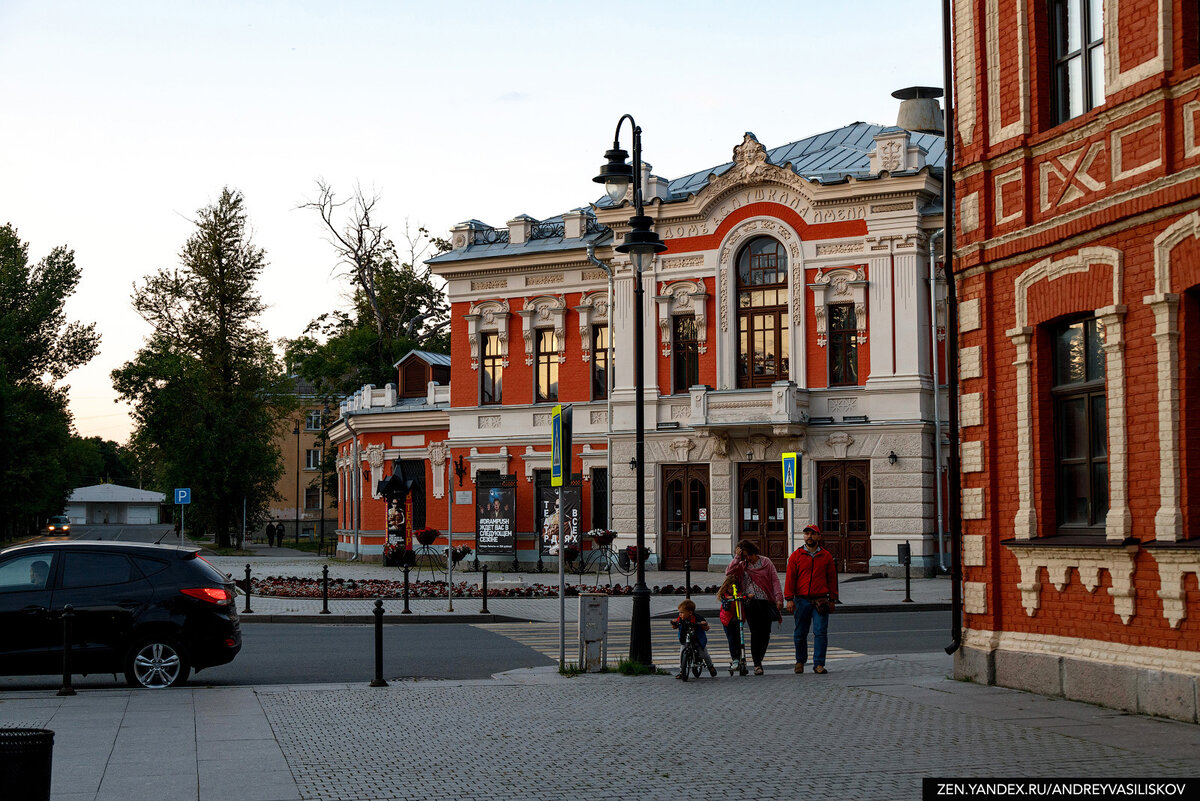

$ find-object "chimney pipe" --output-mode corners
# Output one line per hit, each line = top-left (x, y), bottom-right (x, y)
(893, 86), (944, 134)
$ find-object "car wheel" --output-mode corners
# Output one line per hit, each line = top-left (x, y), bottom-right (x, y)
(124, 639), (190, 689)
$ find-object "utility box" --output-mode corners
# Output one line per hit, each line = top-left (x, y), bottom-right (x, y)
(897, 542), (912, 566)
(578, 593), (609, 672)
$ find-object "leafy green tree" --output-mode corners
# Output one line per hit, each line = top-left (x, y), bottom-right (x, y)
(113, 188), (290, 548)
(64, 435), (140, 488)
(0, 223), (100, 539)
(286, 183), (450, 399)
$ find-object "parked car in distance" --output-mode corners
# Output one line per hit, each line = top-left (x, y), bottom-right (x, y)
(0, 541), (241, 688)
(45, 515), (71, 535)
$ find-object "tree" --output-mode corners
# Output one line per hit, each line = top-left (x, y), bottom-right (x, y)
(0, 223), (100, 540)
(113, 188), (290, 548)
(286, 183), (450, 399)
(64, 435), (140, 488)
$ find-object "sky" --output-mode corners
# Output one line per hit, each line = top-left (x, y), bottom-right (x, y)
(0, 0), (945, 443)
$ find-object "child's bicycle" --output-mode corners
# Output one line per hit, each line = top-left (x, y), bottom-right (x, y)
(674, 621), (707, 682)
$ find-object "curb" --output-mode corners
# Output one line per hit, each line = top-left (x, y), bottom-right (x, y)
(237, 613), (528, 624)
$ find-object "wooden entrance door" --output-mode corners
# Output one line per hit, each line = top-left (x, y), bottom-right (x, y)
(662, 465), (710, 570)
(817, 460), (871, 573)
(737, 463), (790, 564)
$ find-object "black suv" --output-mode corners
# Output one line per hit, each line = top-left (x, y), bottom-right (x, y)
(0, 541), (241, 688)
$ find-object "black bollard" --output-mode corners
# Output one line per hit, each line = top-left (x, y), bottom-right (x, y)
(320, 564), (330, 614)
(480, 564), (489, 614)
(369, 599), (388, 687)
(900, 540), (913, 603)
(57, 604), (76, 697)
(402, 565), (412, 614)
(685, 559), (691, 599)
(243, 564), (254, 614)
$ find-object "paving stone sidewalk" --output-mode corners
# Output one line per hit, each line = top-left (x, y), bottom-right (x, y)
(4, 652), (1199, 801)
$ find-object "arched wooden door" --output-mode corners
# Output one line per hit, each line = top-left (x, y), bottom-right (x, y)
(661, 465), (710, 570)
(817, 460), (871, 573)
(737, 463), (789, 564)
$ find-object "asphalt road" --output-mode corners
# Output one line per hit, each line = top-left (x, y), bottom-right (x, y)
(0, 611), (947, 691)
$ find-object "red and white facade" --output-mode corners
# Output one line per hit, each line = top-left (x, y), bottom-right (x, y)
(952, 0), (1200, 720)
(330, 104), (951, 576)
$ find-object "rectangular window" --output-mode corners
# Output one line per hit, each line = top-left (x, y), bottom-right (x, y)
(592, 324), (609, 400)
(591, 467), (608, 530)
(304, 486), (321, 510)
(481, 332), (503, 405)
(672, 315), (700, 394)
(535, 328), (558, 403)
(1052, 317), (1108, 531)
(1051, 0), (1104, 124)
(305, 449), (321, 470)
(305, 410), (322, 431)
(829, 303), (859, 386)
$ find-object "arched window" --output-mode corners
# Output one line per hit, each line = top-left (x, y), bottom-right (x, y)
(736, 237), (790, 388)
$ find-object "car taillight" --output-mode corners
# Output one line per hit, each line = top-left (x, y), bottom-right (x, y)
(180, 587), (231, 604)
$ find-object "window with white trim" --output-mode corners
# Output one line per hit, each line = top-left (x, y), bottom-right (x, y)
(1051, 0), (1104, 124)
(305, 449), (321, 471)
(1051, 316), (1108, 531)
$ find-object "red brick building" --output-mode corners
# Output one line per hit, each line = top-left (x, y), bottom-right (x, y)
(952, 0), (1200, 720)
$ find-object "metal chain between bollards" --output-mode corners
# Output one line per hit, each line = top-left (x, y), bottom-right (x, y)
(320, 564), (330, 614)
(480, 564), (489, 614)
(243, 564), (253, 614)
(369, 599), (388, 687)
(57, 605), (76, 697)
(402, 565), (411, 614)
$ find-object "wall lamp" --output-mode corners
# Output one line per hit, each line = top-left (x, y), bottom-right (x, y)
(888, 451), (898, 465)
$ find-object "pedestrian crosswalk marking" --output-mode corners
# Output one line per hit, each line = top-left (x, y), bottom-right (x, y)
(473, 621), (861, 668)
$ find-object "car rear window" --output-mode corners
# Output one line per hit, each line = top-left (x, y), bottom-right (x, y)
(61, 552), (137, 588)
(132, 556), (169, 578)
(185, 555), (232, 585)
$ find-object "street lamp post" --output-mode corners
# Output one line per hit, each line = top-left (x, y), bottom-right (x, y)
(293, 422), (301, 545)
(593, 114), (667, 668)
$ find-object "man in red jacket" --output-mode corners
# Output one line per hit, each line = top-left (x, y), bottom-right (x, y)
(784, 525), (839, 674)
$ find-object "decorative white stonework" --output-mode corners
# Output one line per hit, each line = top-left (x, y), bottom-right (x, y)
(467, 447), (510, 481)
(1039, 142), (1107, 212)
(1185, 101), (1200, 160)
(519, 295), (568, 365)
(669, 438), (695, 462)
(655, 279), (709, 356)
(1111, 113), (1163, 182)
(428, 441), (448, 499)
(994, 168), (1023, 225)
(826, 431), (854, 459)
(816, 242), (864, 256)
(955, 0), (977, 145)
(478, 415), (501, 429)
(961, 440), (984, 473)
(1104, 0), (1172, 95)
(1009, 545), (1137, 624)
(575, 290), (610, 363)
(532, 413), (551, 427)
(747, 434), (770, 461)
(868, 129), (928, 174)
(810, 266), (868, 346)
(366, 444), (385, 500)
(961, 393), (983, 427)
(962, 534), (985, 567)
(829, 397), (857, 419)
(464, 299), (511, 371)
(717, 216), (805, 335)
(963, 582), (987, 615)
(590, 410), (608, 425)
(662, 255), (704, 269)
(958, 297), (981, 333)
(1151, 550), (1200, 628)
(1007, 247), (1127, 541)
(1146, 213), (1200, 541)
(671, 404), (691, 420)
(962, 487), (984, 520)
(520, 446), (551, 482)
(959, 345), (982, 380)
(985, 0), (1030, 144)
(960, 191), (980, 233)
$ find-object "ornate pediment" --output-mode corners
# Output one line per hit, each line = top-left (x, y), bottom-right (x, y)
(518, 295), (568, 365)
(464, 299), (511, 370)
(575, 290), (610, 363)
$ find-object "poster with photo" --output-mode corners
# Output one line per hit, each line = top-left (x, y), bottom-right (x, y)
(476, 486), (515, 555)
(541, 485), (581, 555)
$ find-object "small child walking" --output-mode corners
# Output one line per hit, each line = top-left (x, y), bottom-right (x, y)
(670, 599), (717, 679)
(717, 575), (744, 673)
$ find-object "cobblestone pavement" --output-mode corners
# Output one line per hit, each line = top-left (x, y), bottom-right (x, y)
(255, 654), (1200, 801)
(5, 652), (1200, 800)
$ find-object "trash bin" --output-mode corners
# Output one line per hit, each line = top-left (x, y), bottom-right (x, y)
(0, 728), (54, 801)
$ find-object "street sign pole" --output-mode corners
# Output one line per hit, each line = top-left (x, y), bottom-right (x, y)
(551, 404), (572, 669)
(782, 454), (799, 554)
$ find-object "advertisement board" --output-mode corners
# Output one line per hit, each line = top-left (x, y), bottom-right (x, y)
(476, 485), (515, 555)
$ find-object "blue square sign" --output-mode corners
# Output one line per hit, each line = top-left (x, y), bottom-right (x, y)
(174, 488), (191, 505)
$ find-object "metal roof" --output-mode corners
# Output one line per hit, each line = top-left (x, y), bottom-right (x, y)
(69, 484), (166, 503)
(394, 349), (452, 368)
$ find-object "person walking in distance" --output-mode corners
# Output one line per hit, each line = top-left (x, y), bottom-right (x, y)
(785, 524), (839, 674)
(266, 522), (276, 547)
(724, 539), (784, 675)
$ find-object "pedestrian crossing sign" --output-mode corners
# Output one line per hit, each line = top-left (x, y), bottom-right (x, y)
(551, 404), (572, 487)
(782, 453), (799, 499)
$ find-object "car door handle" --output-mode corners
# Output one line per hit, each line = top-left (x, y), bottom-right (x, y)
(20, 605), (47, 614)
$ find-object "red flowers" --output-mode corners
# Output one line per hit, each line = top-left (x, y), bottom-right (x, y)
(246, 576), (719, 599)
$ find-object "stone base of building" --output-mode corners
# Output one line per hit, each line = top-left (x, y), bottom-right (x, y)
(868, 555), (939, 578)
(955, 640), (1200, 724)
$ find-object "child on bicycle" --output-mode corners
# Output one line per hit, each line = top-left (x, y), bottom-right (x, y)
(670, 599), (717, 679)
(717, 575), (745, 673)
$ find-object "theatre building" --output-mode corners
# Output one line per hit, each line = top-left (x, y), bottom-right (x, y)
(330, 92), (950, 576)
(951, 0), (1200, 719)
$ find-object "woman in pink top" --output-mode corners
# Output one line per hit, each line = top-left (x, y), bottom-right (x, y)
(724, 539), (784, 675)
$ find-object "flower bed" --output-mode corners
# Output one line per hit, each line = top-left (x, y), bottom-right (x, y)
(248, 576), (720, 599)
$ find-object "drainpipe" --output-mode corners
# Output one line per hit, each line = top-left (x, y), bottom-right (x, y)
(586, 243), (615, 527)
(347, 415), (360, 561)
(941, 0), (963, 655)
(930, 229), (947, 572)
